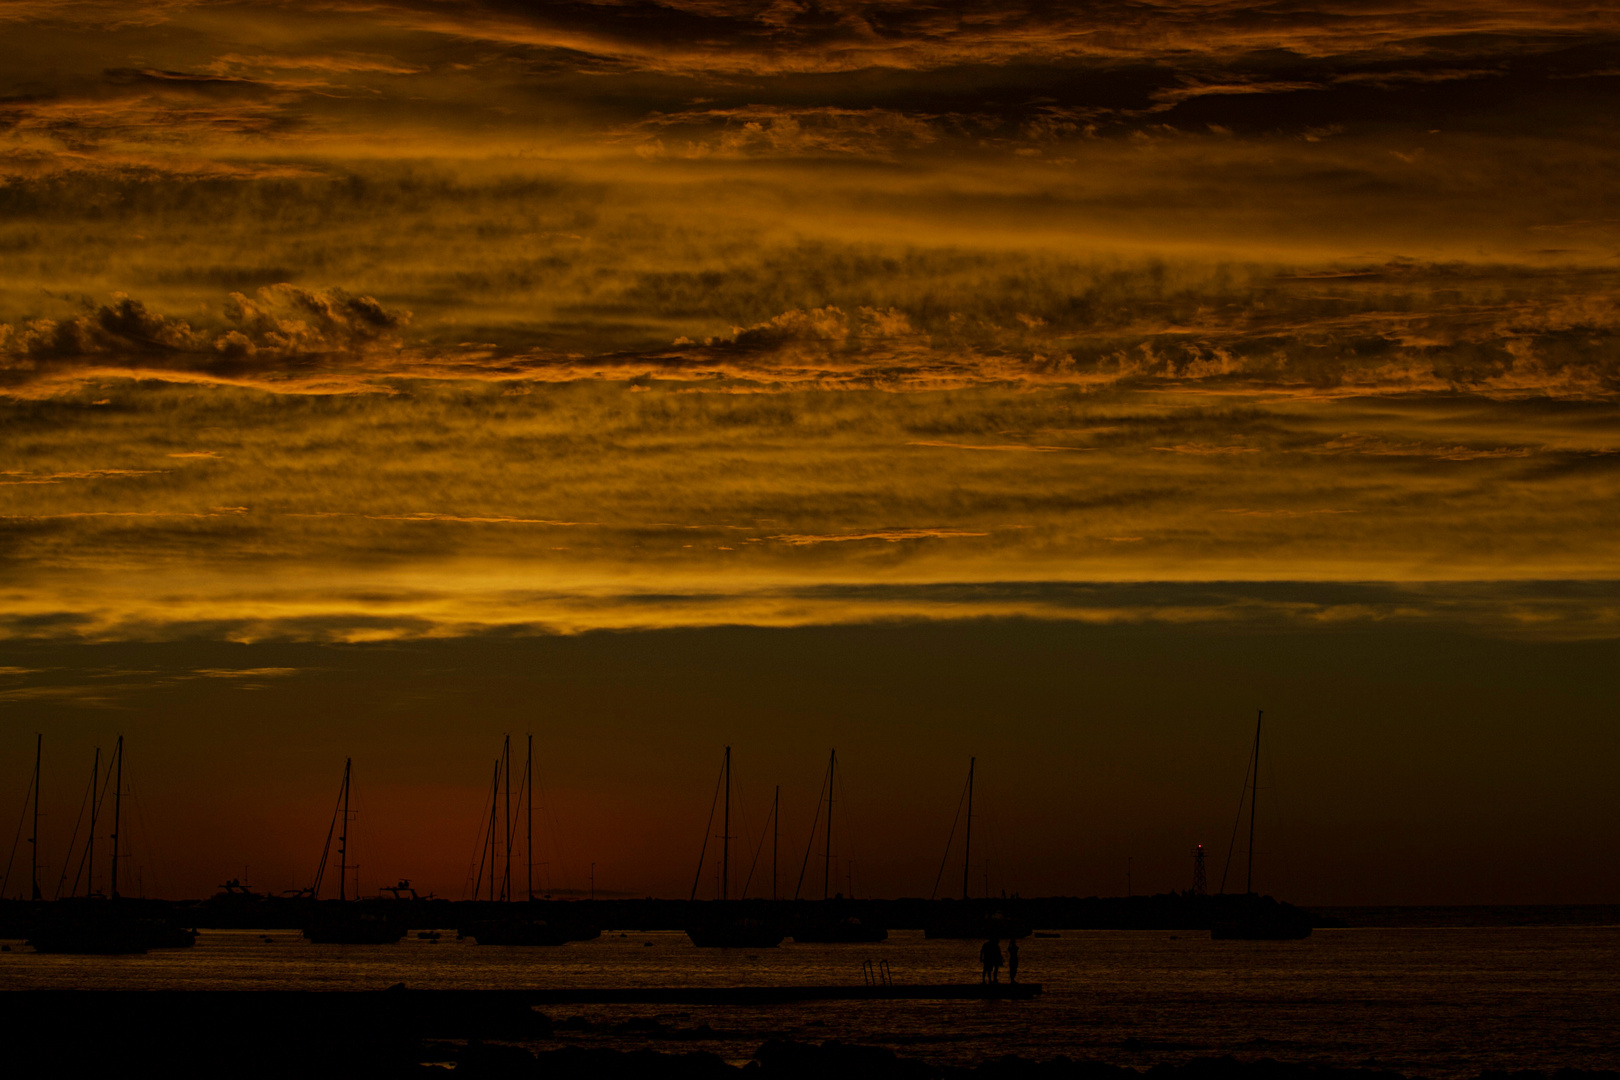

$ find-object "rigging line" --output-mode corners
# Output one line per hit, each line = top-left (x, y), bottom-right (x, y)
(500, 738), (512, 902)
(688, 748), (726, 902)
(126, 785), (168, 897)
(54, 758), (98, 900)
(793, 758), (831, 901)
(728, 757), (756, 900)
(1, 766), (36, 901)
(473, 759), (499, 901)
(723, 753), (748, 900)
(117, 747), (174, 899)
(1260, 726), (1287, 888)
(537, 766), (570, 894)
(930, 773), (971, 901)
(978, 793), (1012, 898)
(833, 761), (856, 897)
(310, 761), (349, 899)
(463, 761), (498, 906)
(532, 761), (573, 894)
(510, 751), (531, 895)
(1217, 722), (1258, 895)
(72, 752), (117, 898)
(460, 761), (495, 906)
(740, 783), (773, 899)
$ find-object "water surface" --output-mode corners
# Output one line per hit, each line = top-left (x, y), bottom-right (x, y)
(3, 927), (1615, 1076)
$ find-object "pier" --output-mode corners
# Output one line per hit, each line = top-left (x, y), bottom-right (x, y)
(523, 983), (1041, 1004)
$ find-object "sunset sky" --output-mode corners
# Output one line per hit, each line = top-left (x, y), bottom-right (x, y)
(2, 1), (1617, 904)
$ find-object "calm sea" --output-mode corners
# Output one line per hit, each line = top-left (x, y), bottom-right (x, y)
(3, 927), (1617, 1077)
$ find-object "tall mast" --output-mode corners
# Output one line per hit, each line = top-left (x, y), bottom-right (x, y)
(110, 735), (124, 900)
(772, 784), (780, 902)
(720, 746), (731, 901)
(962, 756), (975, 901)
(1246, 710), (1262, 895)
(488, 759), (499, 902)
(502, 735), (512, 902)
(823, 749), (835, 901)
(526, 734), (534, 902)
(337, 758), (351, 901)
(86, 746), (99, 898)
(29, 734), (40, 901)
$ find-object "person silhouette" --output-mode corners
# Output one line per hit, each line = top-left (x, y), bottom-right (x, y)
(980, 937), (1003, 984)
(1007, 937), (1020, 983)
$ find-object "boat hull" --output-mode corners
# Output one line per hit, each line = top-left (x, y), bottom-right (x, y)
(26, 905), (196, 954)
(301, 910), (410, 944)
(924, 916), (1031, 940)
(461, 919), (599, 946)
(1211, 921), (1313, 940)
(685, 922), (786, 948)
(790, 917), (887, 943)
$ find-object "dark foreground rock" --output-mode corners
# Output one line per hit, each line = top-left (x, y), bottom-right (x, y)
(5, 992), (1617, 1080)
(460, 1042), (1620, 1080)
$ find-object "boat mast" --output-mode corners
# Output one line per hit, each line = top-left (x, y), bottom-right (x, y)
(110, 735), (124, 900)
(1246, 710), (1262, 895)
(526, 733), (534, 902)
(962, 756), (975, 901)
(823, 749), (835, 901)
(337, 757), (351, 901)
(29, 734), (40, 901)
(772, 784), (779, 902)
(502, 734), (512, 902)
(720, 746), (731, 901)
(86, 746), (99, 898)
(487, 759), (498, 901)
(689, 747), (728, 902)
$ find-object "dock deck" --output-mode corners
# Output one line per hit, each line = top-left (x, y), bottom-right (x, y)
(522, 983), (1041, 1004)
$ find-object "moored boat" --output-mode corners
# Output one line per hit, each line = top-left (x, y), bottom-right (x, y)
(1209, 711), (1313, 941)
(27, 901), (195, 954)
(790, 909), (888, 943)
(686, 911), (787, 948)
(683, 747), (787, 947)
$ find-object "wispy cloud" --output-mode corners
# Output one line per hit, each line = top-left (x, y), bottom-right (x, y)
(908, 442), (1093, 453)
(185, 667), (297, 679)
(767, 529), (991, 546)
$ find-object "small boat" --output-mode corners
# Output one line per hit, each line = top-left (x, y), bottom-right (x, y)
(790, 909), (887, 943)
(302, 904), (410, 945)
(460, 735), (603, 944)
(687, 910), (787, 948)
(1211, 913), (1312, 940)
(25, 737), (196, 955)
(1210, 711), (1313, 941)
(297, 759), (408, 945)
(27, 903), (191, 955)
(922, 757), (1028, 940)
(460, 914), (600, 946)
(923, 910), (1031, 940)
(683, 747), (786, 947)
(784, 752), (887, 944)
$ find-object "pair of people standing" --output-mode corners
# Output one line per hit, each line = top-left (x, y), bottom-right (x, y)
(979, 937), (1019, 983)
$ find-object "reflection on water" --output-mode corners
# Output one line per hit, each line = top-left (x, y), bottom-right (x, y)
(3, 927), (1617, 1076)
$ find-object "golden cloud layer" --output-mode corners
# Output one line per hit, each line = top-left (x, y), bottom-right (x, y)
(2, 1), (1618, 640)
(1, 373), (1617, 639)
